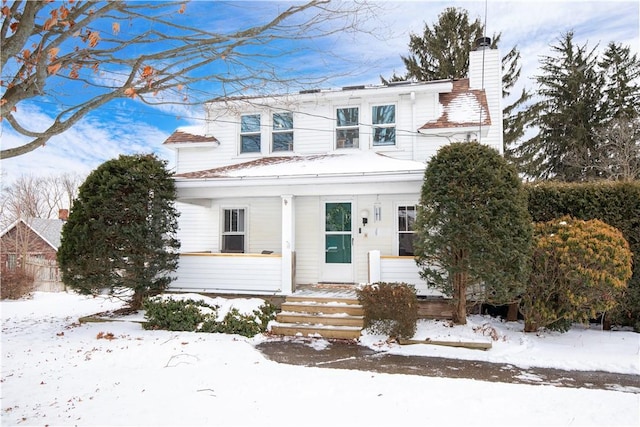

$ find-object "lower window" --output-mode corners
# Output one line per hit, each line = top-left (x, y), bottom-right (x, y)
(222, 208), (245, 253)
(398, 205), (416, 256)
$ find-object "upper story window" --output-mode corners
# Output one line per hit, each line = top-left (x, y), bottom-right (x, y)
(272, 112), (293, 152)
(222, 208), (245, 253)
(336, 107), (359, 149)
(372, 104), (396, 146)
(398, 205), (416, 256)
(240, 114), (261, 153)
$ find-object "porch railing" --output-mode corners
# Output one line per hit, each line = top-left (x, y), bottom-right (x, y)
(169, 252), (283, 294)
(368, 250), (444, 297)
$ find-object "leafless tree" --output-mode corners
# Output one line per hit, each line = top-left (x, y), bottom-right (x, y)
(563, 117), (640, 181)
(1, 0), (377, 159)
(0, 173), (83, 229)
(592, 117), (640, 181)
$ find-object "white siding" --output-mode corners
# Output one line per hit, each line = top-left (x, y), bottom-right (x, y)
(171, 253), (282, 294)
(293, 102), (334, 154)
(175, 202), (217, 253)
(293, 196), (321, 284)
(210, 197), (281, 254)
(379, 256), (444, 297)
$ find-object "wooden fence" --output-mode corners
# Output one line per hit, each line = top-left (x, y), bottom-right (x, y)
(25, 256), (65, 292)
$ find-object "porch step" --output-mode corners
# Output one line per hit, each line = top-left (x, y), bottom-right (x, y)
(271, 293), (364, 340)
(270, 323), (362, 340)
(280, 301), (364, 316)
(285, 295), (360, 305)
(277, 313), (364, 327)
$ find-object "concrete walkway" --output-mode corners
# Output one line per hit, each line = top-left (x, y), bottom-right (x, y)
(255, 338), (640, 394)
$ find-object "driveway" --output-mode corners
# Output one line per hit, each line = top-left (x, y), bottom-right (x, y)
(255, 339), (640, 394)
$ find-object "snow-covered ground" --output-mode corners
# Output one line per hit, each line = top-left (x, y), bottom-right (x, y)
(2, 292), (639, 426)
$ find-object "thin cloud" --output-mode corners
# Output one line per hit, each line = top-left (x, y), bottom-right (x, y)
(3, 1), (638, 185)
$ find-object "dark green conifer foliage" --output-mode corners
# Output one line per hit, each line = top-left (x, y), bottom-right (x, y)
(598, 42), (640, 121)
(516, 32), (604, 181)
(414, 142), (533, 325)
(58, 154), (180, 309)
(393, 7), (488, 82)
(384, 7), (531, 165)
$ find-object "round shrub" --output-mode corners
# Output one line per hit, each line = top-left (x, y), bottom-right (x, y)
(357, 282), (418, 339)
(521, 216), (632, 332)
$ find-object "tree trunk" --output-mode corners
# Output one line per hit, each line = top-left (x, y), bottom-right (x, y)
(130, 289), (145, 310)
(524, 320), (538, 333)
(507, 303), (519, 322)
(452, 273), (467, 325)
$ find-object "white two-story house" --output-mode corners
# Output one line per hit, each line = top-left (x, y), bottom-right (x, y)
(163, 43), (502, 297)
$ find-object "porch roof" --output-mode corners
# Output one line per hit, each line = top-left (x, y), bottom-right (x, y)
(174, 151), (426, 180)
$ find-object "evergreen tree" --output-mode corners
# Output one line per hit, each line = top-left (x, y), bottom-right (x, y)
(58, 154), (180, 309)
(516, 32), (604, 181)
(414, 142), (533, 325)
(389, 7), (488, 82)
(598, 42), (640, 121)
(502, 46), (533, 165)
(384, 7), (532, 162)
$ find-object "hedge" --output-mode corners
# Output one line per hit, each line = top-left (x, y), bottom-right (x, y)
(525, 181), (640, 329)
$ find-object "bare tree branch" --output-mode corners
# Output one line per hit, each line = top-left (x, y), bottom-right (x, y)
(1, 0), (377, 159)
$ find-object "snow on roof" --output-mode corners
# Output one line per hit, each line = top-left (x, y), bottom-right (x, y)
(420, 79), (490, 130)
(175, 151), (426, 179)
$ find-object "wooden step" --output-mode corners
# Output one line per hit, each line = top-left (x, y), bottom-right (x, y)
(270, 293), (364, 340)
(270, 323), (362, 340)
(286, 295), (360, 305)
(280, 301), (364, 316)
(276, 312), (364, 327)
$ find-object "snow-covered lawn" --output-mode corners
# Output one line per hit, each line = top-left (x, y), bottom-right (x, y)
(2, 292), (639, 426)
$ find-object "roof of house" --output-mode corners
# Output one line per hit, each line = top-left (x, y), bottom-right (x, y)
(1, 218), (65, 251)
(163, 126), (218, 145)
(175, 151), (426, 180)
(419, 79), (491, 130)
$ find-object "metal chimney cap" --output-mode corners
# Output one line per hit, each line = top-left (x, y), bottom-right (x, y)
(475, 37), (492, 49)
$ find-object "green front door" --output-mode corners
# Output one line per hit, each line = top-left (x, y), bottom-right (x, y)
(322, 202), (353, 282)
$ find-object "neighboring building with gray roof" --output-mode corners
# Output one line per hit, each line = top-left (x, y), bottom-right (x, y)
(0, 212), (68, 292)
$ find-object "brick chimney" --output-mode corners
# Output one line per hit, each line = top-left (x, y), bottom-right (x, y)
(59, 209), (69, 221)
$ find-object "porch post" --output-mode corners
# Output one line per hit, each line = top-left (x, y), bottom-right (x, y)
(368, 250), (381, 284)
(281, 194), (295, 294)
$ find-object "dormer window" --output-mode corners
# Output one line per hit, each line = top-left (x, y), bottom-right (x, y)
(372, 105), (396, 146)
(272, 112), (293, 152)
(240, 114), (261, 153)
(336, 107), (359, 149)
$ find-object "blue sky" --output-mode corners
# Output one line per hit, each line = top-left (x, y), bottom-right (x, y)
(1, 0), (638, 185)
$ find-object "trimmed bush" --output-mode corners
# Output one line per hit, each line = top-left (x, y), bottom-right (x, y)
(521, 216), (632, 332)
(143, 296), (276, 337)
(143, 298), (216, 331)
(357, 282), (418, 339)
(415, 141), (533, 325)
(526, 181), (640, 330)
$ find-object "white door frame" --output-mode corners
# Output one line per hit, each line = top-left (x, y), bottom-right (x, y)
(320, 199), (355, 283)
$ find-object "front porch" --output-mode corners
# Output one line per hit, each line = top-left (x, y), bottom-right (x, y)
(169, 251), (444, 297)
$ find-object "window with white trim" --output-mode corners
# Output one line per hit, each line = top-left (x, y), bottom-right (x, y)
(372, 104), (396, 146)
(398, 205), (416, 256)
(222, 208), (245, 253)
(240, 114), (261, 153)
(272, 112), (293, 152)
(336, 107), (359, 148)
